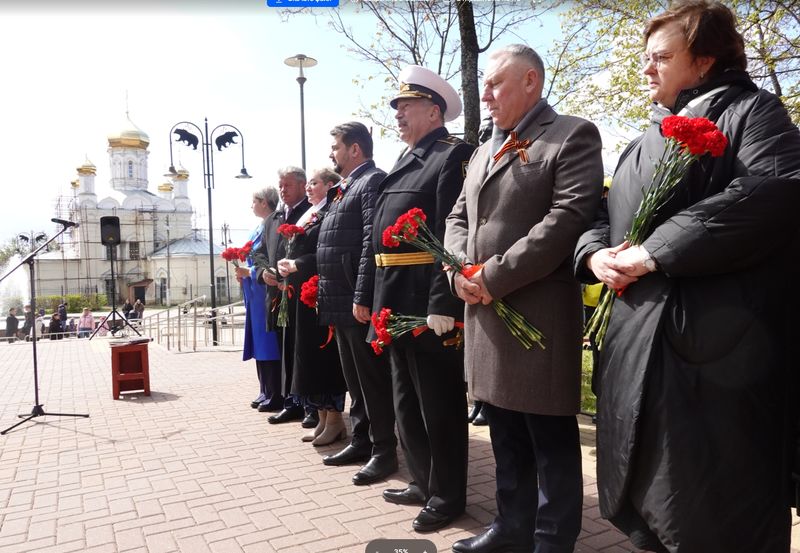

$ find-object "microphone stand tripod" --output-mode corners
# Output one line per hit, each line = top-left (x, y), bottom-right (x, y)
(1, 223), (89, 435)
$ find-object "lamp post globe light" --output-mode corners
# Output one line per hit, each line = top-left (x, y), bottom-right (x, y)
(284, 54), (317, 171)
(165, 118), (251, 345)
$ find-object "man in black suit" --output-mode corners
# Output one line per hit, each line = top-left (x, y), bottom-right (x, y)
(316, 122), (398, 485)
(371, 65), (474, 533)
(253, 167), (311, 424)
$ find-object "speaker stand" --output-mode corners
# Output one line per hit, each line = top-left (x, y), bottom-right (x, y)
(89, 242), (140, 340)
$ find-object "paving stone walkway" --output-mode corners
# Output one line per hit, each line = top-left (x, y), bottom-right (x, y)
(0, 339), (797, 553)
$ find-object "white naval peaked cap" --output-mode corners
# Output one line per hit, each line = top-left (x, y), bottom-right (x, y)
(390, 65), (463, 122)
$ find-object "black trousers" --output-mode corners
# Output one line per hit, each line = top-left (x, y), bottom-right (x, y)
(336, 325), (397, 456)
(279, 326), (301, 408)
(389, 344), (467, 514)
(255, 360), (282, 407)
(483, 404), (582, 553)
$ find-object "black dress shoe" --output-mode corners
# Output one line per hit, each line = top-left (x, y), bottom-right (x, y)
(472, 409), (488, 426)
(382, 487), (426, 506)
(352, 455), (398, 486)
(322, 443), (372, 466)
(301, 411), (319, 429)
(267, 406), (304, 424)
(412, 505), (461, 533)
(452, 527), (532, 553)
(258, 401), (282, 413)
(251, 394), (267, 409)
(467, 401), (483, 422)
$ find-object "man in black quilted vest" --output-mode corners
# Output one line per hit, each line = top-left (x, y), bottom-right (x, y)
(316, 122), (398, 485)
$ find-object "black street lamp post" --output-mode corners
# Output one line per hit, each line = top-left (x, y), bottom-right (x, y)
(221, 222), (232, 304)
(166, 119), (251, 345)
(284, 54), (317, 171)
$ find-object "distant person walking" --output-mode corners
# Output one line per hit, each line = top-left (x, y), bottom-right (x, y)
(57, 302), (67, 332)
(5, 308), (19, 343)
(20, 304), (33, 340)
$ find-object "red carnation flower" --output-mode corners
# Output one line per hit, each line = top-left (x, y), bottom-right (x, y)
(382, 226), (401, 248)
(300, 275), (320, 309)
(277, 224), (305, 238)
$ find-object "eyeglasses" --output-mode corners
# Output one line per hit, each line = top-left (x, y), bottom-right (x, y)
(641, 51), (675, 68)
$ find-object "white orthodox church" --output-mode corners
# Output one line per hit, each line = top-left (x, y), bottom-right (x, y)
(34, 116), (231, 307)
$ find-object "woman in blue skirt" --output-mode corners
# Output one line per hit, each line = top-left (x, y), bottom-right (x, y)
(237, 187), (283, 412)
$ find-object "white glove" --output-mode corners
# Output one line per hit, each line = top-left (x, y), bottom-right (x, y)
(426, 314), (455, 336)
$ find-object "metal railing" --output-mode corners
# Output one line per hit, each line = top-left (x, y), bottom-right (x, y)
(139, 296), (247, 351)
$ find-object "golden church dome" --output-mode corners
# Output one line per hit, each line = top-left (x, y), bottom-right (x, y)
(77, 157), (96, 176)
(108, 114), (150, 150)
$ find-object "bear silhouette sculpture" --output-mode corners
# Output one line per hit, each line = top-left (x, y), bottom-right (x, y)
(174, 129), (199, 150)
(215, 131), (238, 151)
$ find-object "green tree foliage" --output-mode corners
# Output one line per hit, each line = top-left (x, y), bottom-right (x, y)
(0, 241), (16, 271)
(549, 0), (800, 131)
(35, 294), (107, 314)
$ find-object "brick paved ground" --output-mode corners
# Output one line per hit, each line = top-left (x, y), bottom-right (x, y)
(0, 338), (798, 553)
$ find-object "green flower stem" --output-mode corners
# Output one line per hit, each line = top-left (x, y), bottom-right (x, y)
(492, 299), (546, 350)
(277, 288), (289, 327)
(395, 218), (546, 350)
(589, 143), (704, 349)
(276, 237), (297, 328)
(383, 315), (428, 343)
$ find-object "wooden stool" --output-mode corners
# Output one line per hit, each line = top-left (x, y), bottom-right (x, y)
(111, 341), (151, 399)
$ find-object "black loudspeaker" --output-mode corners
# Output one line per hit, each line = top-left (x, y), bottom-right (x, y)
(100, 216), (121, 246)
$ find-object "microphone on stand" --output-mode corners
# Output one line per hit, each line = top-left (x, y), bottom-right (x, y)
(51, 218), (79, 228)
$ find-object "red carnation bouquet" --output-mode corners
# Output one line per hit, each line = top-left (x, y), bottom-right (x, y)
(370, 307), (465, 355)
(382, 208), (545, 350)
(368, 308), (427, 355)
(586, 115), (728, 348)
(221, 240), (254, 268)
(275, 224), (305, 327)
(300, 275), (319, 309)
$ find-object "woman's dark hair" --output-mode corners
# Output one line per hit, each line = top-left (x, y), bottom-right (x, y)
(645, 0), (747, 75)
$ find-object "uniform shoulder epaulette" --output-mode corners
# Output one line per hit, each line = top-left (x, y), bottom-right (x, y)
(437, 135), (464, 146)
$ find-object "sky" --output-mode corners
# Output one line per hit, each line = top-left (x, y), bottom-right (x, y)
(0, 1), (624, 248)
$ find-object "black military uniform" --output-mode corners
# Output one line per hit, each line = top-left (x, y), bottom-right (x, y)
(372, 125), (475, 523)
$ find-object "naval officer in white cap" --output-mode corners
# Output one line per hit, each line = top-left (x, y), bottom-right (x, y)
(370, 65), (475, 533)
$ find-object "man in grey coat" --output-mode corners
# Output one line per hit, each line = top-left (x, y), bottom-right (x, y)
(444, 45), (603, 553)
